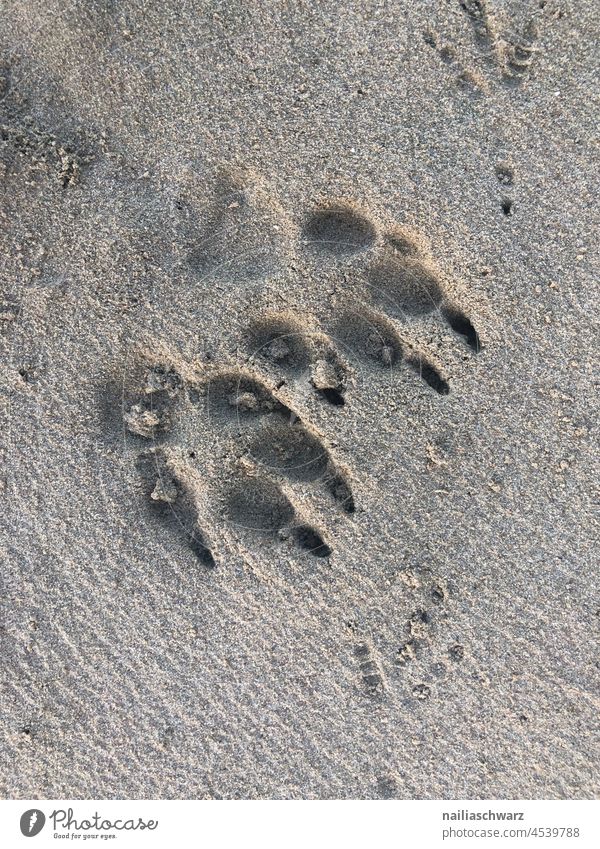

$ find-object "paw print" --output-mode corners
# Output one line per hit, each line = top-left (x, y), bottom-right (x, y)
(120, 172), (481, 566)
(299, 202), (480, 396)
(123, 361), (353, 566)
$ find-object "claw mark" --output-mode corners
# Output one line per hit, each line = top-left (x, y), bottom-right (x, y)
(442, 307), (481, 352)
(406, 355), (450, 395)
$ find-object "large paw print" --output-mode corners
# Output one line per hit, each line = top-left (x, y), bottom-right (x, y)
(121, 181), (481, 566)
(123, 363), (352, 565)
(256, 202), (480, 399)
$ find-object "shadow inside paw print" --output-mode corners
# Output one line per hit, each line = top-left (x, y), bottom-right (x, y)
(122, 189), (481, 566)
(206, 370), (355, 515)
(224, 474), (332, 558)
(303, 203), (377, 255)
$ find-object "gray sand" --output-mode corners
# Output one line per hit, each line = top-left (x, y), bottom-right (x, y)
(1, 0), (598, 799)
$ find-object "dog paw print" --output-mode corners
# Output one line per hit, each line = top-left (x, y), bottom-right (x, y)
(121, 184), (481, 566)
(122, 361), (353, 566)
(299, 203), (480, 396)
(244, 312), (351, 407)
(238, 202), (480, 405)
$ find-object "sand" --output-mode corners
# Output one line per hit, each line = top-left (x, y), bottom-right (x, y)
(1, 0), (598, 799)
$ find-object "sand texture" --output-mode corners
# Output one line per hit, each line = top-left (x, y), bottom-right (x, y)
(0, 0), (598, 799)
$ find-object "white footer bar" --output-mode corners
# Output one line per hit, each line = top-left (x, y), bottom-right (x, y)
(0, 800), (598, 849)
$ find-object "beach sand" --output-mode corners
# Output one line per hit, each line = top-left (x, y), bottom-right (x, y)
(1, 0), (598, 798)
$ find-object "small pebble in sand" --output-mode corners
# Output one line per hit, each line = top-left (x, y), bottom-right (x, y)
(396, 640), (416, 666)
(229, 391), (260, 412)
(124, 404), (160, 437)
(265, 337), (291, 362)
(144, 366), (182, 397)
(310, 358), (340, 391)
(413, 683), (431, 700)
(150, 476), (178, 504)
